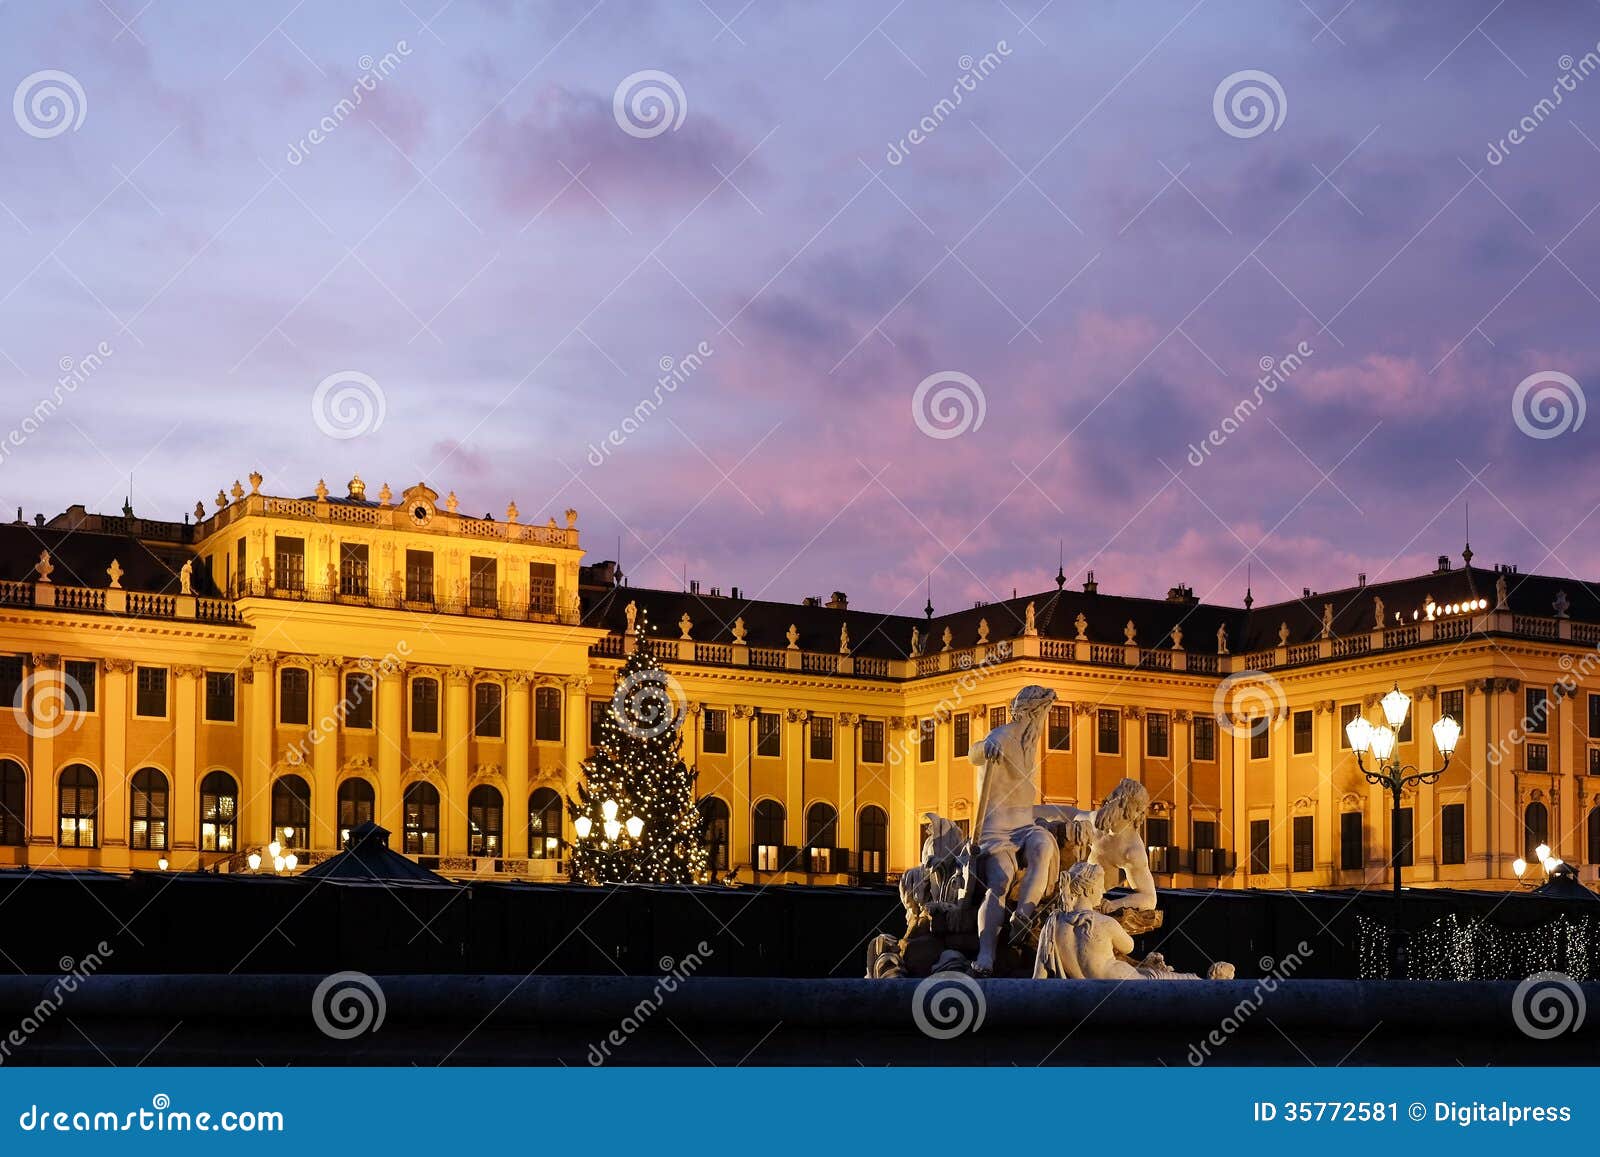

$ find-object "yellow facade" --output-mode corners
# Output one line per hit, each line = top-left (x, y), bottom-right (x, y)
(1, 477), (1596, 894)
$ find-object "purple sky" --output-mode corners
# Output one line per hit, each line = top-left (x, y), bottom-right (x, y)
(4, 1), (1600, 617)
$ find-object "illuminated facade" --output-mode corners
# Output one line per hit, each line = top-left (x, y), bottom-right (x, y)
(2, 472), (1597, 893)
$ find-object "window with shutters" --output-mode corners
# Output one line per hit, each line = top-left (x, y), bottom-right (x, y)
(339, 542), (369, 596)
(278, 667), (309, 726)
(1192, 715), (1215, 761)
(1146, 712), (1169, 758)
(469, 557), (498, 609)
(861, 718), (885, 763)
(135, 666), (168, 718)
(1097, 709), (1120, 755)
(809, 715), (833, 760)
(702, 707), (727, 754)
(1292, 815), (1313, 872)
(1048, 705), (1071, 751)
(529, 562), (557, 615)
(129, 768), (168, 851)
(534, 687), (562, 741)
(274, 535), (306, 592)
(1292, 709), (1313, 755)
(1340, 812), (1363, 870)
(405, 550), (434, 603)
(1441, 803), (1465, 865)
(204, 671), (235, 722)
(1249, 819), (1270, 874)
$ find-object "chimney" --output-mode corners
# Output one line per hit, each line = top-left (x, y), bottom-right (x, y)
(802, 596), (821, 607)
(689, 579), (700, 595)
(731, 586), (742, 600)
(1165, 584), (1195, 604)
(826, 591), (848, 610)
(1357, 572), (1366, 587)
(1083, 570), (1098, 595)
(1435, 555), (1452, 573)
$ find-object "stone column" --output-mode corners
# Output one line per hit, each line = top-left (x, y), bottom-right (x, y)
(171, 664), (201, 858)
(1467, 679), (1492, 880)
(785, 709), (806, 848)
(244, 650), (276, 848)
(1314, 701), (1335, 880)
(836, 713), (858, 854)
(309, 656), (342, 850)
(731, 705), (753, 871)
(562, 675), (591, 821)
(376, 663), (405, 836)
(27, 653), (60, 851)
(95, 658), (130, 863)
(504, 673), (532, 860)
(1271, 710), (1288, 881)
(443, 667), (473, 857)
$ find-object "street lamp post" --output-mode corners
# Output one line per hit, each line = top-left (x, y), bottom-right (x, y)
(1345, 683), (1462, 901)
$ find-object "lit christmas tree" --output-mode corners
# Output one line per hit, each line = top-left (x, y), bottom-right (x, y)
(568, 610), (710, 885)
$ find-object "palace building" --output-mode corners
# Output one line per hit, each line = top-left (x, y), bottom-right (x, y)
(0, 471), (1596, 893)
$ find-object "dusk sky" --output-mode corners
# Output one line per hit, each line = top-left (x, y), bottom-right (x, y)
(3, 0), (1600, 617)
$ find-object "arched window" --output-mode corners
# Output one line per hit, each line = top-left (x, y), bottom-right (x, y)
(337, 778), (375, 846)
(698, 797), (730, 872)
(529, 787), (563, 859)
(129, 768), (169, 851)
(805, 802), (838, 873)
(858, 805), (889, 878)
(272, 774), (311, 849)
(403, 782), (440, 857)
(200, 771), (238, 853)
(1524, 800), (1551, 860)
(0, 760), (25, 846)
(753, 799), (785, 872)
(58, 764), (97, 848)
(468, 784), (503, 857)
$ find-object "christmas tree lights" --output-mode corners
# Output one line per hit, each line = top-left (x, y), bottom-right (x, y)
(568, 610), (710, 885)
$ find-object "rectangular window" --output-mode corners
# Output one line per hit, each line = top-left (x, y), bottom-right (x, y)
(534, 687), (562, 741)
(411, 679), (440, 734)
(204, 671), (235, 722)
(343, 672), (374, 730)
(1591, 747), (1600, 776)
(1097, 709), (1120, 755)
(405, 549), (434, 603)
(990, 706), (1008, 730)
(1145, 712), (1169, 758)
(1591, 693), (1600, 739)
(1193, 818), (1217, 852)
(756, 711), (781, 758)
(236, 538), (246, 594)
(1192, 714), (1216, 761)
(469, 556), (498, 609)
(589, 699), (608, 747)
(64, 660), (96, 713)
(809, 715), (834, 761)
(861, 718), (885, 763)
(279, 667), (309, 726)
(1048, 705), (1071, 751)
(529, 562), (557, 615)
(1340, 703), (1361, 748)
(1292, 709), (1313, 755)
(1441, 689), (1464, 728)
(339, 542), (369, 596)
(0, 655), (22, 708)
(1340, 812), (1363, 870)
(274, 535), (306, 592)
(1441, 803), (1466, 865)
(1526, 687), (1548, 734)
(919, 719), (936, 762)
(1292, 815), (1313, 872)
(1396, 806), (1414, 868)
(1526, 742), (1549, 772)
(1249, 719), (1269, 760)
(1249, 819), (1270, 875)
(953, 713), (970, 759)
(135, 666), (167, 718)
(1145, 816), (1171, 847)
(1397, 706), (1413, 744)
(703, 708), (728, 754)
(474, 683), (503, 738)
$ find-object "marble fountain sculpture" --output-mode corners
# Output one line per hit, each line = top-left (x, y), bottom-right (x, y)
(868, 684), (1231, 981)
